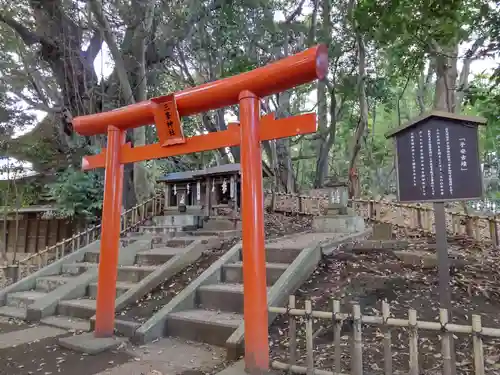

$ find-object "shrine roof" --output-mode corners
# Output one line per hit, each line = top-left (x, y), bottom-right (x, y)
(157, 163), (272, 183)
(385, 110), (486, 139)
(157, 170), (197, 183)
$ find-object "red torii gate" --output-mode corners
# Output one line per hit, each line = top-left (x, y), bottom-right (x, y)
(73, 45), (327, 372)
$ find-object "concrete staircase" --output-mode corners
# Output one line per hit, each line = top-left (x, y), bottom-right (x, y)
(0, 212), (227, 336)
(134, 234), (338, 359)
(47, 240), (187, 334)
(165, 245), (300, 346)
(139, 214), (201, 235)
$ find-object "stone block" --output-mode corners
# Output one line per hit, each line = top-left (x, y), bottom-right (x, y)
(58, 332), (126, 354)
(372, 222), (393, 240)
(394, 250), (466, 269)
(312, 215), (365, 234)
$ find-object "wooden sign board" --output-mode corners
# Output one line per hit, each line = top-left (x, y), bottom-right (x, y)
(386, 112), (487, 203)
(151, 94), (186, 147)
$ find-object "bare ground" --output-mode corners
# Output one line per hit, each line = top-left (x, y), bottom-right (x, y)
(269, 232), (500, 375)
(0, 333), (133, 375)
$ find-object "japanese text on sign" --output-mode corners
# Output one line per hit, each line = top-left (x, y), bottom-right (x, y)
(410, 133), (417, 187)
(459, 137), (468, 171)
(151, 94), (186, 147)
(436, 129), (445, 196)
(394, 118), (482, 202)
(445, 128), (453, 195)
(418, 131), (426, 196)
(427, 129), (435, 196)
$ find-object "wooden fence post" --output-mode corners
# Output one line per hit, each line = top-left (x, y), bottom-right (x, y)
(288, 295), (297, 369)
(440, 309), (453, 375)
(351, 304), (363, 375)
(408, 309), (419, 375)
(382, 301), (392, 375)
(333, 300), (342, 374)
(305, 300), (314, 375)
(474, 217), (481, 242)
(472, 314), (485, 375)
(490, 218), (499, 247)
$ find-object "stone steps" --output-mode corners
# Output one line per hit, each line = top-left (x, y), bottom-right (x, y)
(87, 281), (136, 299)
(158, 243), (305, 348)
(113, 319), (142, 337)
(62, 262), (98, 275)
(35, 275), (74, 292)
(222, 262), (288, 285)
(153, 214), (199, 227)
(0, 214), (233, 342)
(166, 309), (243, 347)
(140, 225), (198, 234)
(197, 283), (245, 313)
(151, 237), (196, 249)
(62, 263), (158, 282)
(197, 283), (272, 314)
(6, 290), (47, 308)
(57, 298), (96, 319)
(0, 305), (26, 319)
(40, 315), (91, 332)
(135, 247), (183, 266)
(116, 265), (157, 283)
(263, 246), (303, 264)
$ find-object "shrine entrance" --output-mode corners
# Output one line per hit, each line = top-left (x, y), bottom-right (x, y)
(72, 44), (327, 373)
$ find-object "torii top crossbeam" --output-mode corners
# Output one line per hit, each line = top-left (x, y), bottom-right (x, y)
(72, 45), (327, 374)
(73, 45), (327, 135)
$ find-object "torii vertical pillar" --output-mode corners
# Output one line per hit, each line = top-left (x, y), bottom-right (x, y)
(239, 91), (268, 370)
(94, 126), (125, 337)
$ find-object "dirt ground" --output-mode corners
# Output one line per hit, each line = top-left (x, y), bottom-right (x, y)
(0, 317), (31, 335)
(0, 333), (132, 375)
(269, 232), (500, 375)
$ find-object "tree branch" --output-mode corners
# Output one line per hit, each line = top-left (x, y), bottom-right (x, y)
(10, 91), (61, 113)
(83, 29), (103, 63)
(285, 0), (307, 24)
(0, 14), (41, 46)
(89, 0), (135, 104)
(176, 45), (196, 87)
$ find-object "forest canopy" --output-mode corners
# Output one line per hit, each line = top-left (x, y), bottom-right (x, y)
(0, 0), (499, 218)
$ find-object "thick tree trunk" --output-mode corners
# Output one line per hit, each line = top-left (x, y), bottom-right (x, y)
(433, 43), (458, 112)
(275, 90), (297, 193)
(348, 27), (368, 198)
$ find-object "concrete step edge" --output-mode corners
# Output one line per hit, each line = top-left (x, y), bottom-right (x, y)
(0, 305), (26, 319)
(167, 309), (243, 328)
(197, 283), (244, 293)
(223, 262), (289, 270)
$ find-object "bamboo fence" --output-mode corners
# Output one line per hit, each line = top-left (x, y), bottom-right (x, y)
(1, 193), (164, 282)
(270, 296), (500, 375)
(264, 191), (500, 247)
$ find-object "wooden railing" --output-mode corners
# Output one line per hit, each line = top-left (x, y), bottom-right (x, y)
(264, 191), (500, 247)
(4, 193), (164, 281)
(270, 296), (500, 375)
(352, 199), (499, 247)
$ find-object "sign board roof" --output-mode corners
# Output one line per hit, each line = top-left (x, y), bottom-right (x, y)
(385, 111), (486, 139)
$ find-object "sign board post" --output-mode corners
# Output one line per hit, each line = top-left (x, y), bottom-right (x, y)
(386, 111), (486, 373)
(72, 45), (328, 373)
(386, 110), (487, 309)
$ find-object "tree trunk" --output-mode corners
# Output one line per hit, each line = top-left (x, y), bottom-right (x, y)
(348, 20), (368, 198)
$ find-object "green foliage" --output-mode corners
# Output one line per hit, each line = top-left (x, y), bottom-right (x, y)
(46, 168), (104, 221)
